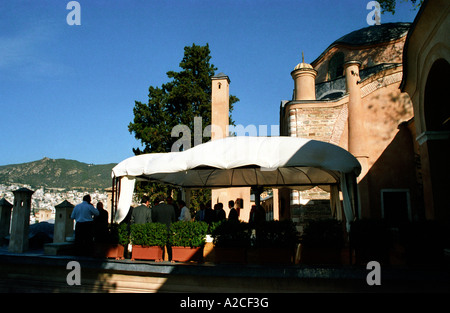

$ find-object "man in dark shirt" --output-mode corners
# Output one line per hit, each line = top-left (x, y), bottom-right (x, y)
(214, 202), (226, 222)
(166, 196), (180, 221)
(93, 201), (109, 243)
(228, 200), (238, 221)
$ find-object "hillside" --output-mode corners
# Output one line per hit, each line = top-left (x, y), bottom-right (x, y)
(0, 157), (117, 189)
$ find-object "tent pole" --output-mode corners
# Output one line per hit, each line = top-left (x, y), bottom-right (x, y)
(353, 175), (360, 220)
(116, 178), (121, 220)
(111, 177), (115, 224)
(253, 186), (263, 208)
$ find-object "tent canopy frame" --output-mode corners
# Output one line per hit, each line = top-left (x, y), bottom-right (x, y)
(110, 136), (361, 229)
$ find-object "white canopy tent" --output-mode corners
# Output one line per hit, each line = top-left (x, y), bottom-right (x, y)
(111, 136), (361, 230)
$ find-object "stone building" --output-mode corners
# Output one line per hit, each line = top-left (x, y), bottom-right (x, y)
(279, 22), (422, 227)
(400, 0), (450, 227)
(36, 208), (54, 223)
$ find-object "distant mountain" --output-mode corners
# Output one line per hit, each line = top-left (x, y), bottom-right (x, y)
(0, 157), (117, 189)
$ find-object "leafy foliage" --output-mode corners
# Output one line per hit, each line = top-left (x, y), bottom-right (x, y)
(212, 220), (252, 248)
(301, 219), (344, 248)
(128, 43), (238, 200)
(189, 189), (211, 213)
(349, 219), (391, 265)
(129, 43), (239, 155)
(253, 220), (299, 248)
(378, 0), (423, 14)
(349, 219), (391, 249)
(130, 223), (168, 247)
(169, 221), (209, 248)
(109, 223), (130, 246)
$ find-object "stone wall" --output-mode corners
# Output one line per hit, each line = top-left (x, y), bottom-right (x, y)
(289, 104), (345, 142)
(291, 200), (333, 235)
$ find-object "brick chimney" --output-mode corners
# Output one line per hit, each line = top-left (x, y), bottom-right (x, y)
(211, 72), (230, 140)
(291, 52), (317, 100)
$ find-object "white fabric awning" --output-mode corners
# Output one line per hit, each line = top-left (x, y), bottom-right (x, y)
(111, 137), (361, 227)
(112, 136), (361, 188)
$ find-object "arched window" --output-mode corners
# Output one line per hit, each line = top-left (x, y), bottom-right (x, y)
(424, 59), (450, 131)
(328, 52), (345, 80)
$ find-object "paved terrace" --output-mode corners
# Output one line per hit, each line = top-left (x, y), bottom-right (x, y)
(0, 246), (449, 293)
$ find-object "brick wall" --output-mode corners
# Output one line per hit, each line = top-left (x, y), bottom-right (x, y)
(289, 105), (346, 143)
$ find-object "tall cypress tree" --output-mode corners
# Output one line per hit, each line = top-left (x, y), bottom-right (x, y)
(129, 43), (238, 154)
(128, 43), (239, 205)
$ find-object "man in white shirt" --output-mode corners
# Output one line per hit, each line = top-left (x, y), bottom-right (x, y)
(71, 194), (99, 255)
(177, 200), (191, 222)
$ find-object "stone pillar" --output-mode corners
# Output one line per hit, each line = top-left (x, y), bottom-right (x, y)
(345, 60), (369, 217)
(344, 60), (367, 165)
(9, 188), (34, 253)
(0, 198), (13, 244)
(182, 188), (192, 209)
(54, 200), (75, 243)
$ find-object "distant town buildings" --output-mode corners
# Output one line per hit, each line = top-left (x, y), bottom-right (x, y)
(0, 183), (108, 224)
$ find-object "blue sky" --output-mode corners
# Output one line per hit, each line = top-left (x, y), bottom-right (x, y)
(0, 0), (419, 165)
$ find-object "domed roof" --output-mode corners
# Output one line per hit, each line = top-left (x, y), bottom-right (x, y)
(293, 52), (314, 70)
(311, 22), (411, 66)
(294, 62), (313, 70)
(332, 22), (410, 47)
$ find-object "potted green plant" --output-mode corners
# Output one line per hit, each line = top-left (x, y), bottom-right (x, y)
(251, 220), (299, 264)
(130, 223), (168, 261)
(169, 221), (209, 262)
(300, 219), (344, 265)
(350, 219), (391, 265)
(93, 223), (129, 259)
(212, 220), (251, 264)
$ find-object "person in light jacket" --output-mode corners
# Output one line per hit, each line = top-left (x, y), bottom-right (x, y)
(177, 200), (192, 221)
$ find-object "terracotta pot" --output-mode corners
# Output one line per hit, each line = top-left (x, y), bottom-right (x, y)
(300, 245), (342, 265)
(253, 247), (294, 265)
(93, 244), (125, 260)
(171, 246), (204, 262)
(214, 247), (247, 264)
(131, 245), (164, 261)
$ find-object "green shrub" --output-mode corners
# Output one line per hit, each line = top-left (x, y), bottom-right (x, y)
(350, 219), (391, 249)
(302, 219), (344, 248)
(254, 220), (299, 248)
(350, 219), (391, 265)
(118, 223), (131, 246)
(169, 221), (209, 248)
(212, 220), (252, 248)
(130, 223), (168, 247)
(209, 221), (222, 235)
(108, 223), (130, 246)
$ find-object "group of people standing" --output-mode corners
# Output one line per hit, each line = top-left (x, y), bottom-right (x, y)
(128, 196), (248, 226)
(70, 194), (266, 256)
(128, 195), (188, 226)
(70, 194), (109, 256)
(194, 199), (242, 224)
